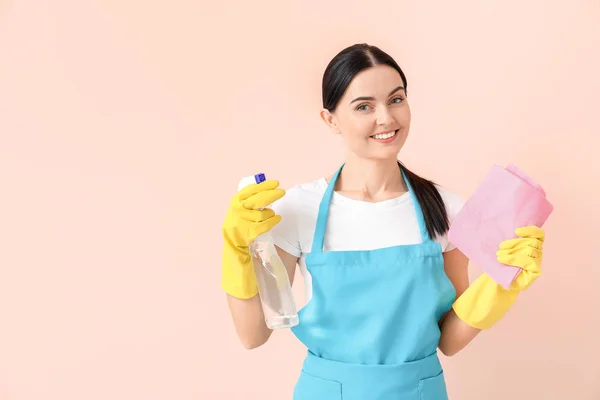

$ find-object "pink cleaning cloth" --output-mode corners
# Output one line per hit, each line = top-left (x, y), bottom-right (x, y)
(448, 164), (554, 289)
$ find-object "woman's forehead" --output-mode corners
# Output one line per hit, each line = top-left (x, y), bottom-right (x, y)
(343, 65), (404, 98)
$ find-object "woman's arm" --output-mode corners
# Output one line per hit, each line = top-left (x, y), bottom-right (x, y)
(437, 248), (482, 356)
(438, 226), (545, 356)
(226, 246), (298, 349)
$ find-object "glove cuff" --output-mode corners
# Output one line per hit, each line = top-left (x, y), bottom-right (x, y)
(221, 242), (258, 299)
(452, 273), (520, 330)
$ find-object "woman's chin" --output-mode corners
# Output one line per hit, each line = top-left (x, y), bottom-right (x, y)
(370, 140), (406, 160)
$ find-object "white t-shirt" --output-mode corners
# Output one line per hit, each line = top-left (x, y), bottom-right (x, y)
(269, 177), (465, 302)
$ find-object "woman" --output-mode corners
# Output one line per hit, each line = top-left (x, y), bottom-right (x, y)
(220, 43), (545, 399)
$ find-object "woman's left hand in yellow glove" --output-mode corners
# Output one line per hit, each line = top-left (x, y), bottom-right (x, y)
(497, 225), (545, 291)
(452, 225), (546, 330)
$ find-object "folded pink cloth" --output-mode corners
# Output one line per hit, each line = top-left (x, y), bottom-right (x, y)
(448, 164), (554, 288)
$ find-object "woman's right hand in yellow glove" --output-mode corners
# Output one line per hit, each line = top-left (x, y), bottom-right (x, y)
(221, 180), (286, 299)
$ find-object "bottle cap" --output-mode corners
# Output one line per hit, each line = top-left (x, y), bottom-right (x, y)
(237, 173), (267, 191)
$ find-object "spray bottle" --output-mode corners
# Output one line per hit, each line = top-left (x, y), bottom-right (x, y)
(238, 173), (299, 329)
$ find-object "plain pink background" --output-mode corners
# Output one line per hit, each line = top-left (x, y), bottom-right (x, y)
(1, 1), (599, 399)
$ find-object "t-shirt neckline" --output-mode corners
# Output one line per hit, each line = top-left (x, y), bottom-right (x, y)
(316, 177), (411, 209)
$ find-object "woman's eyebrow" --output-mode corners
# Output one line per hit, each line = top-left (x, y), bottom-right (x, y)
(350, 86), (405, 104)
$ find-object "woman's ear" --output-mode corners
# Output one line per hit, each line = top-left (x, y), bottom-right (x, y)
(319, 109), (342, 134)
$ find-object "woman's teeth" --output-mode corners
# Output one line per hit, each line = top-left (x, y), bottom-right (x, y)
(372, 130), (396, 140)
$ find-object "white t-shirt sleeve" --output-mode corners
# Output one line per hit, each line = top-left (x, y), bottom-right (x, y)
(437, 186), (466, 252)
(268, 186), (303, 258)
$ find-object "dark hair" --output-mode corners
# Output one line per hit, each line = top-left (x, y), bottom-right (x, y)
(322, 43), (449, 241)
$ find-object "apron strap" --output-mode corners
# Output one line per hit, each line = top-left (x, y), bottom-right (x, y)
(310, 164), (343, 254)
(310, 162), (431, 254)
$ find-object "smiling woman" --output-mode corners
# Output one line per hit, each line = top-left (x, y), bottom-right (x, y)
(317, 45), (451, 238)
(220, 43), (547, 400)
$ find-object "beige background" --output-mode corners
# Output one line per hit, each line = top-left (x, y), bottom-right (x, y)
(1, 0), (599, 399)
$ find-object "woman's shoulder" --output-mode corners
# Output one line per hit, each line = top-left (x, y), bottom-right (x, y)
(268, 177), (325, 258)
(275, 177), (327, 207)
(434, 183), (465, 203)
(432, 183), (466, 219)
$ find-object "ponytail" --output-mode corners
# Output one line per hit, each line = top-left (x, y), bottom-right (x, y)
(399, 162), (449, 240)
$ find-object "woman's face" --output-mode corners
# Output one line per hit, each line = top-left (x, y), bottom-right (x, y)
(322, 64), (411, 161)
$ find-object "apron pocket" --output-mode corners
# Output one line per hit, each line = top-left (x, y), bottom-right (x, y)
(418, 370), (448, 400)
(293, 370), (342, 400)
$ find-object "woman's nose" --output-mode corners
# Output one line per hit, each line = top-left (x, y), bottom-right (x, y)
(376, 107), (394, 125)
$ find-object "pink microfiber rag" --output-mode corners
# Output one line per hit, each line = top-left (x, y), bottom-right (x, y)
(448, 164), (554, 289)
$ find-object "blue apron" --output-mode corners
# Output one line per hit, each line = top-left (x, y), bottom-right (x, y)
(290, 164), (456, 400)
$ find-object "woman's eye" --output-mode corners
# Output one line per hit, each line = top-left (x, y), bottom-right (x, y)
(391, 97), (404, 104)
(357, 104), (370, 111)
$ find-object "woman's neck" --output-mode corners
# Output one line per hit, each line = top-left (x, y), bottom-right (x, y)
(333, 155), (406, 202)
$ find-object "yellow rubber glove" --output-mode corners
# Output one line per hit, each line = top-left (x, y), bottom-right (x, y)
(452, 225), (545, 330)
(221, 179), (285, 299)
